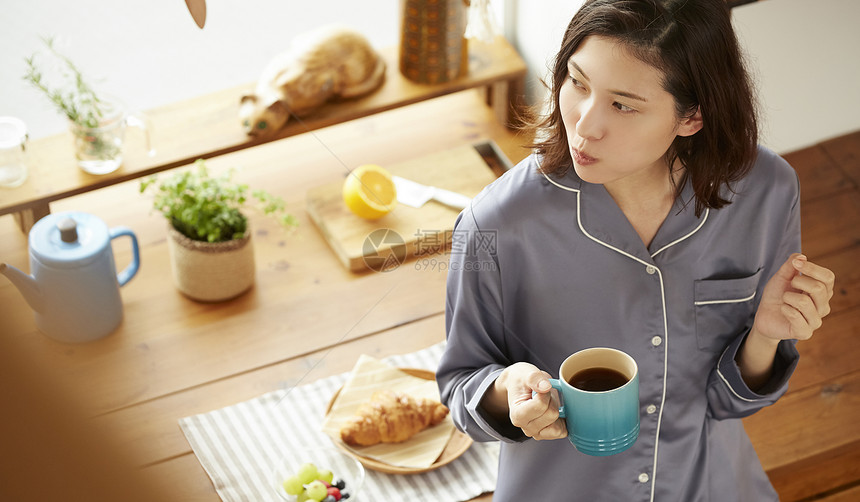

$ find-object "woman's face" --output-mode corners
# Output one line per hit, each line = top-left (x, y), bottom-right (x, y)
(559, 36), (701, 187)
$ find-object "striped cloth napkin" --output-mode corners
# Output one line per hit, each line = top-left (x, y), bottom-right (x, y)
(179, 342), (500, 501)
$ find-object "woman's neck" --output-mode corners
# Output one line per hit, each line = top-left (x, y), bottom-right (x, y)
(604, 163), (683, 248)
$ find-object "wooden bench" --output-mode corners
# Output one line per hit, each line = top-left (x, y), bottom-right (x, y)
(0, 37), (526, 233)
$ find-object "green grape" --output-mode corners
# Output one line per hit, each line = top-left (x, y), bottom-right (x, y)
(305, 480), (328, 501)
(297, 462), (319, 485)
(317, 468), (334, 485)
(296, 491), (309, 502)
(282, 475), (303, 496)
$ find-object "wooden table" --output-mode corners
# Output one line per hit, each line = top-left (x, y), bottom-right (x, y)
(0, 87), (526, 501)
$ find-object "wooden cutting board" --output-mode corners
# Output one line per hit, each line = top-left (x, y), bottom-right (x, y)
(307, 142), (501, 272)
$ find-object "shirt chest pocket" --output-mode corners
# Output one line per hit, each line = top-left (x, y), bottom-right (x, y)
(694, 269), (763, 352)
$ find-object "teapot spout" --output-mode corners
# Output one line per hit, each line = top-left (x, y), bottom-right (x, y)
(0, 263), (43, 313)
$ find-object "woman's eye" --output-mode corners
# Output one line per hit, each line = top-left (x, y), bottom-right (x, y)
(569, 75), (585, 89)
(613, 102), (636, 113)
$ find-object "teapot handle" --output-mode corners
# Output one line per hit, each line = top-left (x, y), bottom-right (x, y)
(109, 227), (140, 286)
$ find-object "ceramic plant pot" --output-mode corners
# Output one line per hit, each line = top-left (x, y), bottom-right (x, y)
(166, 224), (255, 302)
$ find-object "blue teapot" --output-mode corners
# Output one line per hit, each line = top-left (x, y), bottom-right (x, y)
(0, 211), (140, 343)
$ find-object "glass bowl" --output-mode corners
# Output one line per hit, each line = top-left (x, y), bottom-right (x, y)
(273, 446), (365, 501)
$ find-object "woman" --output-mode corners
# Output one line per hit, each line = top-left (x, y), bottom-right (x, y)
(436, 0), (836, 500)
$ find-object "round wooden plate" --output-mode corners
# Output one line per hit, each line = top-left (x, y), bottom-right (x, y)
(325, 368), (473, 474)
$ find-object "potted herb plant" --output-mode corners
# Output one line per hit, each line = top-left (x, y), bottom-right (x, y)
(23, 37), (151, 175)
(140, 159), (297, 302)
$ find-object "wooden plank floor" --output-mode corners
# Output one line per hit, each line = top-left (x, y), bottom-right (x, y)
(741, 130), (860, 501)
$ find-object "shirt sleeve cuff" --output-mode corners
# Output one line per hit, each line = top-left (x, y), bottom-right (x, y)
(465, 368), (528, 443)
(717, 331), (800, 400)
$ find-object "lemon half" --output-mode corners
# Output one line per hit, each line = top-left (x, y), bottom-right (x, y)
(342, 164), (397, 220)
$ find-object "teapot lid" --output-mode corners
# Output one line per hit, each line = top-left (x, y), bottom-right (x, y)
(29, 212), (110, 269)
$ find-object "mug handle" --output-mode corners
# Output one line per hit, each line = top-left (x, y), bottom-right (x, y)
(110, 226), (140, 286)
(125, 112), (156, 157)
(548, 379), (566, 419)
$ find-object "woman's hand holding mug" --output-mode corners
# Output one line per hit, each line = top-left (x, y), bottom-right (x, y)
(488, 348), (640, 456)
(495, 362), (568, 441)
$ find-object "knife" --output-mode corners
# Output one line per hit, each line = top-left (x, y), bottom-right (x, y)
(392, 175), (472, 210)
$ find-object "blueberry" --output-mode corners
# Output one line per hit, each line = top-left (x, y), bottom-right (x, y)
(334, 479), (346, 490)
(322, 496), (336, 502)
(341, 492), (350, 500)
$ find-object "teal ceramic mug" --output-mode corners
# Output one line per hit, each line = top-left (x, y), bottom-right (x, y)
(549, 347), (640, 456)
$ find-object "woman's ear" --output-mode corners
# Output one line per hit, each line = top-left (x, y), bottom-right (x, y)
(677, 108), (703, 137)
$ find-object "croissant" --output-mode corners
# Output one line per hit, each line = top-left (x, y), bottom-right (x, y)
(339, 390), (449, 446)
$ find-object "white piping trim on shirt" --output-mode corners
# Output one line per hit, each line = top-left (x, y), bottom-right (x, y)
(650, 208), (709, 259)
(694, 292), (756, 306)
(715, 346), (759, 402)
(540, 164), (708, 502)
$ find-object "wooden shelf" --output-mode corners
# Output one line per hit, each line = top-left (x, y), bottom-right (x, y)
(0, 37), (526, 231)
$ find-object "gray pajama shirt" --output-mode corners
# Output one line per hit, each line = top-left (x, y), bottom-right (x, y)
(437, 146), (800, 501)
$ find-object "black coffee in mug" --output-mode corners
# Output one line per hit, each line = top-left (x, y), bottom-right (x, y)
(552, 348), (640, 455)
(568, 367), (629, 392)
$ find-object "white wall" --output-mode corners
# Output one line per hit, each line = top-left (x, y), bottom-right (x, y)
(732, 0), (860, 152)
(504, 0), (860, 153)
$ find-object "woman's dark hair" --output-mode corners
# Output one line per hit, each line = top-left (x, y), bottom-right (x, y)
(530, 0), (758, 216)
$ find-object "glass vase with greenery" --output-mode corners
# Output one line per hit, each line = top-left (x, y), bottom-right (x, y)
(23, 37), (121, 163)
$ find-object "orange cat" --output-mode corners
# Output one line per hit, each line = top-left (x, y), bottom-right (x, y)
(239, 26), (386, 137)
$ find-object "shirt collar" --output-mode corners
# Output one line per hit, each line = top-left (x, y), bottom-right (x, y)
(546, 165), (706, 261)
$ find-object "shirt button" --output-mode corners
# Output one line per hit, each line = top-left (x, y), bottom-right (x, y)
(639, 472), (650, 483)
(645, 265), (656, 275)
(646, 404), (658, 414)
(651, 336), (663, 347)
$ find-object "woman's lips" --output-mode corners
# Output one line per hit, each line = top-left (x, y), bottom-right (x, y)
(572, 148), (598, 166)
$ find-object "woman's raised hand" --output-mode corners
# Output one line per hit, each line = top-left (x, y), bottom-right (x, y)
(752, 253), (836, 343)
